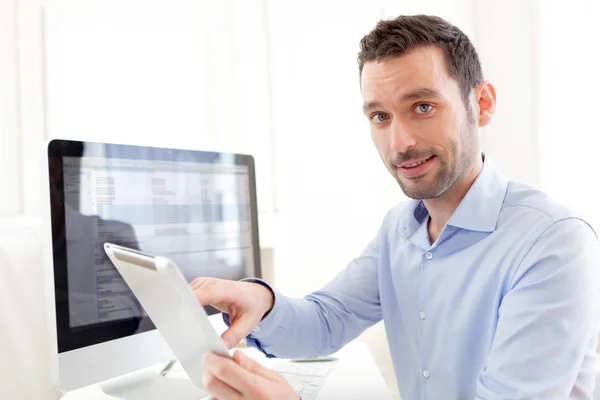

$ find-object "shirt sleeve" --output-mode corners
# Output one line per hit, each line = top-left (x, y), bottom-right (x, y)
(476, 218), (600, 399)
(228, 227), (385, 359)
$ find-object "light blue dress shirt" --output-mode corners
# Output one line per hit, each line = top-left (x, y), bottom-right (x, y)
(243, 157), (600, 399)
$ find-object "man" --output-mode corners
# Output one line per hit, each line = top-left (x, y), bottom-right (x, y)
(194, 15), (600, 399)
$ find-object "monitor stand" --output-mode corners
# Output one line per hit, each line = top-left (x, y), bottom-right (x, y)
(100, 361), (208, 400)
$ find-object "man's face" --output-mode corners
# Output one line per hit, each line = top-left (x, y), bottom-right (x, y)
(361, 46), (479, 200)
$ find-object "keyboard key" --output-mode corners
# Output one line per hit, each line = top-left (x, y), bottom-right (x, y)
(271, 359), (334, 399)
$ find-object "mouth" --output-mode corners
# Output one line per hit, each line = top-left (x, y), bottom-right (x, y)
(396, 155), (437, 178)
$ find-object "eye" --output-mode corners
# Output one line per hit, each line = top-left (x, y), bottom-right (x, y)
(370, 113), (389, 123)
(414, 104), (433, 114)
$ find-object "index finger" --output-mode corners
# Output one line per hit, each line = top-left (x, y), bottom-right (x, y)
(190, 277), (211, 291)
(189, 277), (222, 306)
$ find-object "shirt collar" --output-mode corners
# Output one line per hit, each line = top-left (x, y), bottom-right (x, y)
(398, 155), (509, 237)
(447, 155), (508, 232)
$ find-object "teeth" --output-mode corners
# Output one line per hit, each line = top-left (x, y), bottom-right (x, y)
(405, 157), (431, 168)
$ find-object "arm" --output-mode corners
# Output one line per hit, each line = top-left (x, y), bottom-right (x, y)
(476, 218), (600, 399)
(243, 232), (383, 359)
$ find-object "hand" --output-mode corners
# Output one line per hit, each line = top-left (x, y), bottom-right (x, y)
(190, 278), (274, 349)
(203, 351), (299, 400)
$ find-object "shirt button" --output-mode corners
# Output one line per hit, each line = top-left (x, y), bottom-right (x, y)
(423, 369), (430, 378)
(253, 326), (261, 333)
(419, 311), (426, 320)
(425, 251), (433, 260)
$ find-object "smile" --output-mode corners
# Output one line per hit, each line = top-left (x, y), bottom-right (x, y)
(404, 156), (434, 168)
(397, 155), (437, 178)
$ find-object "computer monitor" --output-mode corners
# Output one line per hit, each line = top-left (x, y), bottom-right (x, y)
(44, 139), (261, 395)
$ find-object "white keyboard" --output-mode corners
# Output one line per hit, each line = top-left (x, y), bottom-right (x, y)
(271, 360), (334, 399)
(164, 356), (335, 399)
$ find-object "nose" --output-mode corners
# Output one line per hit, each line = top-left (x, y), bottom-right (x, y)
(390, 118), (417, 153)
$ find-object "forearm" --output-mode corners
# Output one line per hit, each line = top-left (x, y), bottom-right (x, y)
(239, 230), (385, 359)
(246, 285), (381, 359)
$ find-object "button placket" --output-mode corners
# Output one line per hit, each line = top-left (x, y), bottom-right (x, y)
(420, 250), (434, 385)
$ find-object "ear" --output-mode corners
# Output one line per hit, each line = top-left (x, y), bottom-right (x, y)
(474, 81), (496, 127)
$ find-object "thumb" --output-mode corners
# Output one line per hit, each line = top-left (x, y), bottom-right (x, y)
(221, 313), (257, 349)
(233, 351), (280, 380)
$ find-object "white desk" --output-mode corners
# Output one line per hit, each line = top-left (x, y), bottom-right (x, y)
(62, 342), (392, 399)
(248, 342), (393, 400)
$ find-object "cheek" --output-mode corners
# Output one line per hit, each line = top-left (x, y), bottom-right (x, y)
(420, 117), (447, 137)
(423, 118), (460, 150)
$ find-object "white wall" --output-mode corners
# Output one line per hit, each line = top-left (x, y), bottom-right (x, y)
(17, 0), (47, 214)
(0, 0), (21, 216)
(0, 0), (51, 216)
(535, 0), (600, 231)
(472, 0), (600, 233)
(474, 0), (540, 188)
(5, 0), (276, 219)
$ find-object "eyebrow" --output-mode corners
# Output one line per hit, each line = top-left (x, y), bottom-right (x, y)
(362, 88), (444, 114)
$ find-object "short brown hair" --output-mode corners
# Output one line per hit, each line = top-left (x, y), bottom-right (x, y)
(358, 15), (483, 105)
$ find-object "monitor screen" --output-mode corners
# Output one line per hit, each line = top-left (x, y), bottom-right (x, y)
(48, 140), (261, 353)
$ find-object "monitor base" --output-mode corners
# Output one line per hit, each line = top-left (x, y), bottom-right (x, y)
(100, 361), (208, 400)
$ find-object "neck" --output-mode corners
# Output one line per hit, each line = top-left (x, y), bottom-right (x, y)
(423, 155), (483, 243)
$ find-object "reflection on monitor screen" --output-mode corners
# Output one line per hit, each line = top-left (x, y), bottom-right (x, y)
(62, 156), (255, 329)
(48, 140), (261, 393)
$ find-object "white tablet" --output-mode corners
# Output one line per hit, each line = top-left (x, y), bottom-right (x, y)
(103, 242), (230, 390)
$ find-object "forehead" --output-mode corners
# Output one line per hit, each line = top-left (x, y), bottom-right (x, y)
(360, 46), (458, 101)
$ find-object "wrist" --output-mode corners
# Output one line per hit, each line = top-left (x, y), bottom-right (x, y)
(247, 280), (274, 318)
(257, 283), (275, 319)
(240, 278), (276, 319)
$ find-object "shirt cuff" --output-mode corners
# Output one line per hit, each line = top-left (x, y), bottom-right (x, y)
(221, 277), (288, 356)
(242, 278), (287, 337)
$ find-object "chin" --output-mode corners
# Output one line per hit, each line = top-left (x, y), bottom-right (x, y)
(397, 180), (439, 200)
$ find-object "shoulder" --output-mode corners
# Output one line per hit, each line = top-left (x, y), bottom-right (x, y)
(500, 182), (598, 286)
(501, 180), (597, 240)
(381, 200), (414, 228)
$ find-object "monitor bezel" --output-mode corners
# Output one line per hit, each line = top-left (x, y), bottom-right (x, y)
(47, 139), (262, 354)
